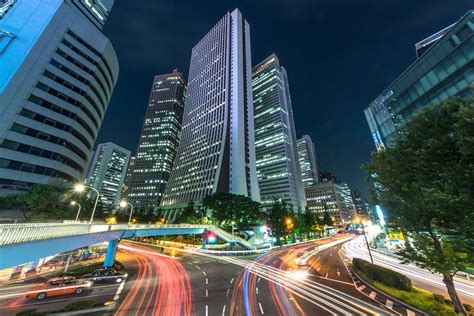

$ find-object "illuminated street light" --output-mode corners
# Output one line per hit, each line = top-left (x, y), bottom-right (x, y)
(70, 201), (81, 221)
(285, 218), (293, 225)
(120, 200), (134, 225)
(74, 183), (100, 223)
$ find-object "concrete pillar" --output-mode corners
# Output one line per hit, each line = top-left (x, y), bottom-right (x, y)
(103, 239), (119, 268)
(201, 230), (207, 249)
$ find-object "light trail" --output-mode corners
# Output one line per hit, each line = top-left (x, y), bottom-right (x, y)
(343, 237), (474, 301)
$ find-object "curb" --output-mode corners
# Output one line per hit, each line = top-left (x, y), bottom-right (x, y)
(350, 266), (425, 316)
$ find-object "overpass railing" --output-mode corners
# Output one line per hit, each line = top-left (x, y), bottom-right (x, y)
(0, 223), (126, 246)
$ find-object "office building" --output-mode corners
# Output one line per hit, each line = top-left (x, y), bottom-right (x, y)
(127, 72), (186, 210)
(122, 155), (135, 193)
(86, 142), (130, 208)
(305, 182), (352, 224)
(365, 11), (474, 150)
(253, 54), (305, 210)
(161, 9), (260, 218)
(297, 135), (319, 188)
(351, 189), (372, 217)
(0, 0), (119, 196)
(319, 170), (338, 183)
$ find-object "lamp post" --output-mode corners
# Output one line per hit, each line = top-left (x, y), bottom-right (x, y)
(120, 200), (134, 225)
(355, 217), (374, 264)
(74, 184), (100, 223)
(70, 201), (82, 221)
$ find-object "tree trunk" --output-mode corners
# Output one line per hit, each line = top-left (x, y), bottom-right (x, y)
(442, 273), (466, 315)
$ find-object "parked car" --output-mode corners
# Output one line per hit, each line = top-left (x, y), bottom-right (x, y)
(82, 268), (128, 283)
(26, 277), (92, 300)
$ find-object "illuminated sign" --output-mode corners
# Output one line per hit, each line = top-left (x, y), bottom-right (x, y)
(375, 89), (394, 107)
(375, 205), (386, 226)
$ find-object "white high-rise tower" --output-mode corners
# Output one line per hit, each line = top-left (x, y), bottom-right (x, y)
(161, 9), (260, 217)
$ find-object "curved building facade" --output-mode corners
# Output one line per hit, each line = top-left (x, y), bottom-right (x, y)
(0, 0), (118, 195)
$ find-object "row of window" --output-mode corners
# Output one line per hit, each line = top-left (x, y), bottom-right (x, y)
(10, 123), (87, 161)
(0, 139), (84, 173)
(0, 158), (75, 182)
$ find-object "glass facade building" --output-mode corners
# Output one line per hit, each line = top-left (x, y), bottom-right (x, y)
(297, 134), (319, 188)
(86, 142), (130, 209)
(0, 0), (119, 196)
(127, 72), (186, 210)
(365, 10), (474, 149)
(161, 9), (260, 217)
(253, 54), (305, 211)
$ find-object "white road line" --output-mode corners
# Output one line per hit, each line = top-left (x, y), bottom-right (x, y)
(258, 277), (261, 283)
(206, 278), (208, 285)
(222, 304), (226, 316)
(325, 272), (328, 278)
(196, 265), (201, 270)
(206, 289), (208, 297)
(258, 302), (265, 314)
(113, 278), (126, 300)
(202, 271), (207, 276)
(205, 305), (208, 316)
(386, 300), (393, 309)
(407, 309), (415, 316)
(226, 288), (230, 297)
(256, 287), (259, 295)
(358, 285), (366, 291)
(230, 278), (234, 284)
(369, 291), (377, 299)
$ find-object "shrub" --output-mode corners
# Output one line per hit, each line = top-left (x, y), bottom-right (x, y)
(432, 294), (445, 303)
(352, 258), (412, 291)
(63, 300), (95, 312)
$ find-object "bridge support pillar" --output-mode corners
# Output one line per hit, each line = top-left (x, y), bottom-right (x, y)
(201, 230), (207, 249)
(104, 239), (119, 268)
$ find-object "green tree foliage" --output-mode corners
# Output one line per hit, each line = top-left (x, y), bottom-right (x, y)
(175, 201), (202, 224)
(322, 211), (334, 226)
(364, 97), (474, 314)
(202, 193), (263, 228)
(268, 200), (293, 245)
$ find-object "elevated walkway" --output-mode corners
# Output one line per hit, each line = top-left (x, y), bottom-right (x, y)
(0, 222), (255, 269)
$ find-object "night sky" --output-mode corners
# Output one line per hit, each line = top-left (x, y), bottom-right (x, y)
(99, 0), (472, 198)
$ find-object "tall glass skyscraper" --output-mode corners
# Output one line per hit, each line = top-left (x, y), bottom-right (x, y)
(0, 0), (119, 196)
(127, 72), (186, 210)
(365, 11), (473, 150)
(86, 142), (130, 209)
(161, 9), (260, 217)
(297, 134), (319, 188)
(253, 54), (305, 211)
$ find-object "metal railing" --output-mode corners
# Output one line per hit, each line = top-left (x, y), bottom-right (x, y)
(0, 223), (124, 247)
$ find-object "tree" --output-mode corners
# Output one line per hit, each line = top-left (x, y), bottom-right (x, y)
(175, 201), (202, 224)
(268, 200), (290, 245)
(202, 193), (263, 228)
(322, 211), (333, 226)
(364, 97), (474, 314)
(301, 207), (316, 238)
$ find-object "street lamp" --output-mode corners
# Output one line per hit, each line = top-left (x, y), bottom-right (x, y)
(361, 220), (374, 264)
(74, 183), (100, 223)
(120, 200), (134, 225)
(70, 201), (82, 221)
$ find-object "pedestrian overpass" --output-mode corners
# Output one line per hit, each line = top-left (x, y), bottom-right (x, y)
(0, 222), (255, 269)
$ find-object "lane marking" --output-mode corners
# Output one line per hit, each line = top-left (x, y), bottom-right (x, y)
(196, 265), (201, 270)
(407, 310), (415, 316)
(369, 291), (377, 299)
(325, 272), (329, 278)
(226, 288), (230, 297)
(358, 285), (366, 291)
(258, 302), (265, 314)
(206, 305), (208, 316)
(202, 271), (207, 276)
(222, 304), (226, 316)
(257, 277), (261, 283)
(256, 287), (259, 295)
(230, 278), (234, 284)
(386, 300), (393, 309)
(206, 289), (208, 297)
(206, 278), (208, 285)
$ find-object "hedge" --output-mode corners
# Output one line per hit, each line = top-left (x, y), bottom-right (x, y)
(63, 300), (95, 312)
(352, 258), (412, 291)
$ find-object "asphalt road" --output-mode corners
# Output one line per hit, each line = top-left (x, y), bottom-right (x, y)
(343, 236), (474, 306)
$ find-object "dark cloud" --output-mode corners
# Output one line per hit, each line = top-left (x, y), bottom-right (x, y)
(99, 0), (472, 199)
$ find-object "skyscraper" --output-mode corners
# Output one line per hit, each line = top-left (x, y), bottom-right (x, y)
(305, 182), (353, 224)
(0, 0), (119, 196)
(86, 142), (130, 209)
(253, 54), (305, 210)
(127, 72), (186, 210)
(297, 135), (319, 188)
(365, 11), (473, 150)
(161, 9), (260, 217)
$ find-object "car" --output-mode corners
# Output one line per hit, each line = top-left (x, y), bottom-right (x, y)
(82, 268), (128, 283)
(26, 276), (92, 300)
